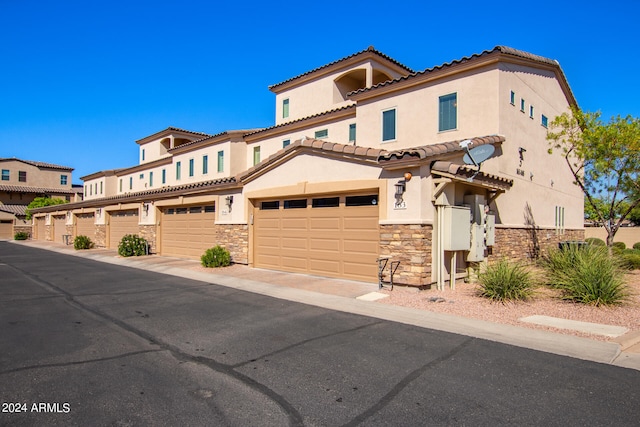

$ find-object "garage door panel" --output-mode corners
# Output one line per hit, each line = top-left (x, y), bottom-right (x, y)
(254, 195), (379, 283)
(161, 205), (216, 259)
(281, 237), (307, 250)
(282, 256), (307, 269)
(76, 214), (95, 237)
(0, 221), (12, 239)
(309, 217), (341, 230)
(53, 216), (66, 243)
(309, 238), (340, 251)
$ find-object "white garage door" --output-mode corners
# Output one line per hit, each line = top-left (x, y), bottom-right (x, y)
(253, 194), (379, 282)
(109, 210), (139, 249)
(161, 204), (216, 259)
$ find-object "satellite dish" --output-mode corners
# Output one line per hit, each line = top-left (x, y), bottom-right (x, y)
(463, 144), (495, 166)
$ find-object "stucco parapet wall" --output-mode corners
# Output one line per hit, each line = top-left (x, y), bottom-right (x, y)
(30, 177), (240, 214)
(348, 46), (577, 107)
(237, 138), (384, 184)
(243, 105), (356, 141)
(168, 129), (261, 154)
(268, 46), (415, 92)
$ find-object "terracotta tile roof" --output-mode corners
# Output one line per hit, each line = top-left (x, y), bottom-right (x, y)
(0, 157), (73, 171)
(268, 46), (415, 91)
(243, 105), (356, 139)
(348, 46), (576, 106)
(32, 177), (239, 212)
(0, 184), (80, 194)
(377, 135), (505, 164)
(135, 126), (212, 144)
(431, 161), (513, 190)
(238, 137), (383, 183)
(0, 204), (28, 216)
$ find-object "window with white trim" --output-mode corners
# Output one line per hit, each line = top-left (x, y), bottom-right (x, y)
(282, 98), (289, 118)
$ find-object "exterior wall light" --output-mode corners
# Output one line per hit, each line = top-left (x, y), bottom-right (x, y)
(225, 195), (234, 211)
(394, 180), (406, 205)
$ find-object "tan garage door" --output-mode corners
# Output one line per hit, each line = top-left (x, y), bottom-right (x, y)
(161, 205), (216, 259)
(76, 213), (95, 239)
(253, 194), (379, 282)
(53, 215), (67, 244)
(0, 220), (12, 239)
(109, 210), (139, 249)
(35, 217), (46, 240)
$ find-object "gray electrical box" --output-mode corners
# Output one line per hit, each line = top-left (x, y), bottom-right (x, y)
(467, 224), (486, 262)
(485, 214), (495, 246)
(442, 206), (471, 251)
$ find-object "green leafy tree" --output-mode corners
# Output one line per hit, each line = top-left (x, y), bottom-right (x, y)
(25, 197), (68, 220)
(547, 107), (640, 248)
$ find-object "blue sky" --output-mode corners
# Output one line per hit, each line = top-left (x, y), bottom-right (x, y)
(1, 0), (638, 183)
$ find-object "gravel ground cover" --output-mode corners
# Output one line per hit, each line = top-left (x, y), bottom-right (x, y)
(378, 270), (640, 342)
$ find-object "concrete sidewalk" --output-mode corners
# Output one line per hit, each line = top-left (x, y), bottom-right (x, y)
(11, 240), (640, 371)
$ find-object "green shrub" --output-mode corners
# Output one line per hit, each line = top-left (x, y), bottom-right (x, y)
(613, 241), (626, 251)
(201, 245), (231, 268)
(73, 235), (93, 250)
(476, 259), (536, 303)
(633, 242), (640, 251)
(541, 245), (628, 306)
(118, 234), (148, 257)
(14, 231), (29, 240)
(585, 237), (606, 246)
(619, 250), (640, 270)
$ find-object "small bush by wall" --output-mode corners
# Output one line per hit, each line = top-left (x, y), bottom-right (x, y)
(118, 234), (148, 257)
(201, 245), (231, 268)
(634, 242), (640, 251)
(73, 235), (94, 250)
(14, 231), (29, 240)
(585, 237), (606, 246)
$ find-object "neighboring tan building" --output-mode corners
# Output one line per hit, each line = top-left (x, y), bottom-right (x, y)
(32, 46), (584, 288)
(0, 158), (81, 239)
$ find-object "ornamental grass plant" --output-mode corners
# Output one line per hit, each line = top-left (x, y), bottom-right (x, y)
(477, 259), (536, 303)
(541, 245), (628, 306)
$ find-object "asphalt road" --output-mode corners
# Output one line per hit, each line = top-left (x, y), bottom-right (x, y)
(1, 242), (639, 426)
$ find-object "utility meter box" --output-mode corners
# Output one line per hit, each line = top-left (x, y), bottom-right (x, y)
(467, 224), (486, 262)
(442, 206), (471, 251)
(485, 214), (496, 246)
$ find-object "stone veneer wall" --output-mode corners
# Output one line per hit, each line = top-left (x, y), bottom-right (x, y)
(379, 224), (433, 287)
(491, 227), (585, 262)
(13, 225), (32, 238)
(138, 225), (157, 254)
(95, 225), (106, 248)
(214, 224), (249, 264)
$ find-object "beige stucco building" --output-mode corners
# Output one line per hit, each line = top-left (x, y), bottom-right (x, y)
(0, 158), (81, 240)
(32, 46), (584, 287)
